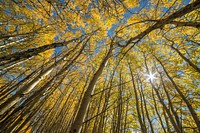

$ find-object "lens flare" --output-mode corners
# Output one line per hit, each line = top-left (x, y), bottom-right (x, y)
(145, 72), (157, 82)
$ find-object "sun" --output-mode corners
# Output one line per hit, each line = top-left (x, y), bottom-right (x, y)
(145, 72), (157, 82)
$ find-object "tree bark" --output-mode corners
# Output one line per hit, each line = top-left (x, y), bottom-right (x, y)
(69, 43), (113, 133)
(129, 63), (147, 133)
(160, 74), (182, 131)
(171, 45), (200, 73)
(0, 38), (76, 66)
(152, 89), (167, 133)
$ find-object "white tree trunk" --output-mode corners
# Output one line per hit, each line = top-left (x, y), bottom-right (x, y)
(69, 44), (113, 133)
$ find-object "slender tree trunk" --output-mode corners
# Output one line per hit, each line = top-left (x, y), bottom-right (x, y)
(0, 38), (75, 66)
(0, 58), (31, 72)
(137, 65), (154, 133)
(60, 100), (74, 132)
(137, 83), (147, 132)
(163, 107), (172, 133)
(140, 83), (154, 133)
(152, 89), (167, 133)
(160, 74), (182, 131)
(116, 83), (122, 133)
(92, 78), (107, 133)
(123, 98), (129, 133)
(0, 37), (28, 49)
(171, 45), (200, 73)
(112, 106), (117, 133)
(129, 63), (147, 133)
(69, 43), (113, 133)
(98, 82), (112, 133)
(0, 70), (29, 100)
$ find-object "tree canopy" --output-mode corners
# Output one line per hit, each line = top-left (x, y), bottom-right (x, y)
(0, 0), (199, 133)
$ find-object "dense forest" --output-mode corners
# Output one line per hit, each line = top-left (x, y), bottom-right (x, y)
(0, 0), (199, 133)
